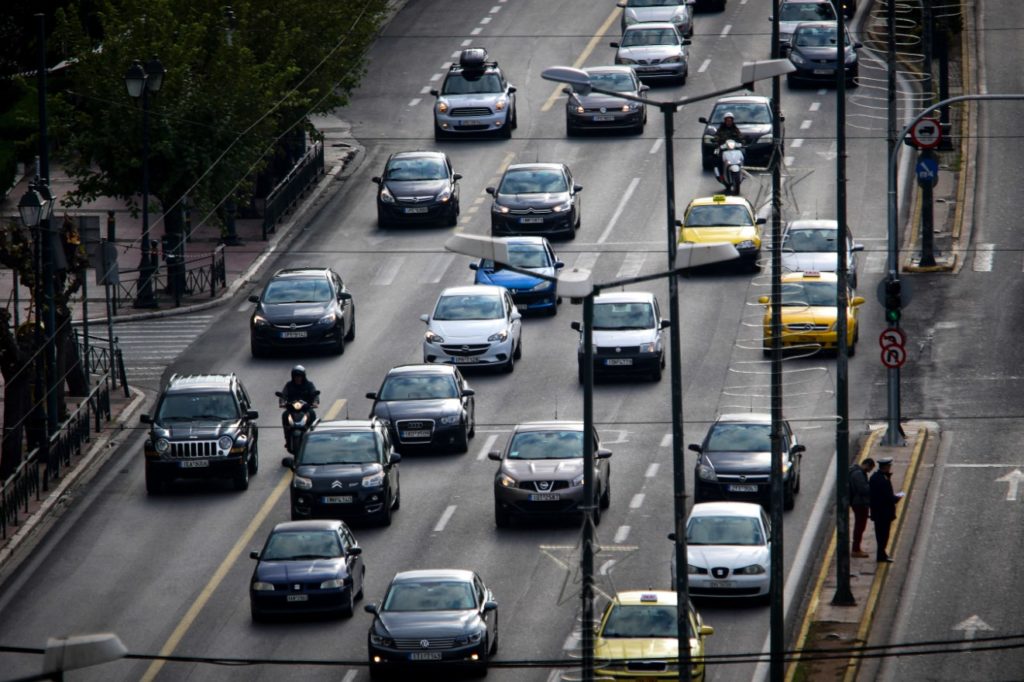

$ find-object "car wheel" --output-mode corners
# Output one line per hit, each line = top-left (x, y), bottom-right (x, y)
(377, 206), (391, 229)
(847, 338), (857, 357)
(369, 666), (386, 681)
(334, 329), (346, 355)
(592, 497), (602, 526)
(468, 411), (476, 438)
(783, 481), (796, 510)
(679, 72), (687, 86)
(446, 204), (459, 227)
(511, 106), (518, 130)
(787, 73), (799, 89)
(356, 565), (366, 600)
(702, 154), (714, 172)
(793, 464), (802, 493)
(633, 121), (645, 135)
(513, 336), (522, 360)
(502, 351), (515, 374)
(650, 362), (663, 382)
(763, 342), (771, 358)
(434, 123), (446, 141)
(495, 501), (512, 528)
(500, 119), (512, 139)
(344, 313), (356, 342)
(250, 338), (265, 359)
(600, 476), (611, 509)
(145, 463), (164, 495)
(454, 423), (470, 453)
(340, 586), (355, 618)
(546, 302), (558, 317)
(233, 458), (250, 491)
(577, 363), (584, 385)
(247, 441), (259, 475)
(379, 491), (393, 527)
(392, 478), (401, 510)
(566, 119), (578, 137)
(250, 604), (263, 623)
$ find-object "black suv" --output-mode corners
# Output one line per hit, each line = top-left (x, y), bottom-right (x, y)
(282, 419), (401, 526)
(249, 267), (355, 357)
(141, 374), (259, 494)
(690, 413), (805, 510)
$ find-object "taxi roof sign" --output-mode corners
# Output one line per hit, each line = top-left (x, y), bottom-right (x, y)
(640, 593), (659, 603)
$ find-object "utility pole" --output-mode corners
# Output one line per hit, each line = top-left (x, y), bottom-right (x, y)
(36, 13), (58, 436)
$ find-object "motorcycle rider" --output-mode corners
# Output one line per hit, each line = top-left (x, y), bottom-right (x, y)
(280, 365), (319, 447)
(713, 112), (744, 181)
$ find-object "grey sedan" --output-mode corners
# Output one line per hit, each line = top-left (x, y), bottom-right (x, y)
(611, 22), (691, 84)
(564, 66), (649, 135)
(618, 0), (696, 37)
(780, 219), (864, 288)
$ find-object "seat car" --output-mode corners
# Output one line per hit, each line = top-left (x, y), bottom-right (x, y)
(487, 163), (582, 241)
(771, 0), (836, 54)
(470, 236), (563, 315)
(679, 195), (765, 270)
(140, 373), (259, 494)
(489, 421), (612, 527)
(571, 291), (669, 382)
(698, 95), (782, 170)
(366, 364), (476, 453)
(564, 66), (648, 136)
(757, 271), (865, 355)
(430, 48), (517, 139)
(787, 22), (862, 88)
(690, 413), (805, 510)
(684, 502), (771, 600)
(618, 0), (696, 37)
(249, 267), (355, 357)
(611, 22), (691, 84)
(282, 419), (401, 526)
(249, 520), (364, 621)
(365, 569), (498, 678)
(371, 151), (461, 228)
(780, 219), (864, 288)
(421, 285), (523, 373)
(593, 590), (714, 681)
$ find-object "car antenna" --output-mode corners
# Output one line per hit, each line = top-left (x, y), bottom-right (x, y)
(346, 401), (350, 419)
(554, 396), (558, 420)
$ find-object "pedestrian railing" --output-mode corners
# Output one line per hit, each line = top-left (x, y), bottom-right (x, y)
(78, 330), (129, 396)
(262, 142), (325, 240)
(111, 244), (226, 310)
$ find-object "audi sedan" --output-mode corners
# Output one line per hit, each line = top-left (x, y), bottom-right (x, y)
(487, 163), (582, 241)
(611, 22), (691, 84)
(371, 151), (461, 228)
(366, 364), (476, 453)
(249, 267), (355, 357)
(564, 66), (648, 136)
(470, 236), (563, 315)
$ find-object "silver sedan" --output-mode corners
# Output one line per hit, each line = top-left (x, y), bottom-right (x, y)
(611, 22), (691, 84)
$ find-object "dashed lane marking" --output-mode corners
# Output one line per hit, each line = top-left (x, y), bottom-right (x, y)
(629, 493), (645, 509)
(434, 505), (457, 532)
(698, 59), (711, 73)
(973, 243), (994, 271)
(649, 138), (663, 154)
(646, 462), (660, 478)
(659, 434), (671, 448)
(721, 25), (732, 37)
(614, 526), (630, 543)
(791, 138), (804, 148)
(809, 102), (821, 112)
(800, 119), (812, 130)
(408, 98), (421, 107)
(477, 434), (499, 461)
(597, 177), (641, 244)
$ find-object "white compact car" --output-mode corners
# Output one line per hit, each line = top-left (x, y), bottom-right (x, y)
(683, 502), (771, 600)
(421, 285), (523, 373)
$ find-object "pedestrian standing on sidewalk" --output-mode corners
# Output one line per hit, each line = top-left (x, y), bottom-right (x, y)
(870, 457), (904, 563)
(849, 457), (875, 558)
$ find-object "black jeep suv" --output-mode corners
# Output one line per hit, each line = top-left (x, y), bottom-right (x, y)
(141, 374), (260, 494)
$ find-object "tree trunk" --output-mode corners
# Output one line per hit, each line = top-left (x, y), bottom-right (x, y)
(60, 321), (90, 398)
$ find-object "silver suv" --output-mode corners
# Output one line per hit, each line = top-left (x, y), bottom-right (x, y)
(431, 48), (517, 139)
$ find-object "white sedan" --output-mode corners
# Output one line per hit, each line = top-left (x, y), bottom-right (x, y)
(685, 501), (771, 600)
(421, 285), (523, 373)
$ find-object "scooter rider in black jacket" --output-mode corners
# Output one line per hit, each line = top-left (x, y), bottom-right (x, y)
(280, 365), (319, 447)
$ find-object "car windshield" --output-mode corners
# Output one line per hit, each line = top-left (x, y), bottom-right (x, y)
(629, 0), (684, 6)
(780, 280), (837, 306)
(261, 530), (342, 561)
(433, 294), (504, 320)
(483, 245), (551, 270)
(507, 430), (584, 460)
(783, 228), (837, 252)
(385, 157), (447, 181)
(601, 604), (687, 638)
(382, 581), (477, 611)
(706, 423), (772, 452)
(379, 375), (459, 400)
(621, 28), (679, 47)
(794, 26), (850, 47)
(711, 103), (772, 124)
(442, 73), (503, 95)
(300, 431), (380, 465)
(779, 2), (836, 22)
(262, 278), (332, 304)
(684, 204), (754, 227)
(688, 515), (766, 546)
(499, 169), (568, 194)
(592, 302), (655, 330)
(587, 71), (637, 93)
(156, 392), (238, 421)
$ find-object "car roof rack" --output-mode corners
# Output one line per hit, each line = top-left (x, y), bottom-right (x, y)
(455, 47), (498, 72)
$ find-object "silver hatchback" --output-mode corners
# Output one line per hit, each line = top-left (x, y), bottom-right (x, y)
(611, 22), (691, 84)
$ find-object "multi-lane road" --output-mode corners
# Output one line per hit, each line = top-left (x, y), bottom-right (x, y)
(5, 0), (1021, 680)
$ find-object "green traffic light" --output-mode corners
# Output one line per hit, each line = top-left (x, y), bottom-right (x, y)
(885, 308), (901, 323)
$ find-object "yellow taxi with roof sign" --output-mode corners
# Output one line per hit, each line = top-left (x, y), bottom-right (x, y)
(679, 194), (765, 271)
(594, 590), (713, 681)
(757, 271), (865, 356)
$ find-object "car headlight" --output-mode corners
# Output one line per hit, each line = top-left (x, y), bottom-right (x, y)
(495, 97), (507, 111)
(638, 342), (657, 353)
(455, 630), (485, 645)
(436, 187), (452, 203)
(662, 55), (682, 64)
(439, 415), (460, 426)
(321, 578), (346, 589)
(252, 581), (275, 591)
(437, 100), (449, 113)
(573, 104), (585, 114)
(379, 186), (395, 204)
(292, 475), (313, 490)
(497, 473), (517, 488)
(687, 564), (707, 575)
(734, 564), (767, 575)
(370, 633), (394, 647)
(425, 330), (444, 343)
(218, 435), (234, 451)
(493, 203), (510, 214)
(758, 133), (774, 143)
(530, 280), (553, 292)
(154, 437), (170, 454)
(318, 312), (337, 325)
(488, 330), (509, 342)
(252, 313), (270, 328)
(790, 52), (806, 66)
(616, 57), (636, 65)
(737, 240), (756, 250)
(697, 464), (717, 481)
(552, 200), (573, 213)
(362, 472), (385, 488)
(571, 473), (585, 487)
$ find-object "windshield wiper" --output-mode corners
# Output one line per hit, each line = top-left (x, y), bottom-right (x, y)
(192, 414), (232, 420)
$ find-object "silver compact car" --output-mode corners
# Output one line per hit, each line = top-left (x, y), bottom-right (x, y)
(619, 0), (696, 37)
(571, 291), (669, 382)
(771, 0), (837, 54)
(611, 22), (691, 84)
(430, 48), (517, 139)
(421, 285), (523, 373)
(781, 219), (864, 288)
(564, 66), (649, 136)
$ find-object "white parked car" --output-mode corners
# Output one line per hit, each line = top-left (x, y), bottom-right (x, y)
(681, 501), (771, 600)
(421, 285), (523, 373)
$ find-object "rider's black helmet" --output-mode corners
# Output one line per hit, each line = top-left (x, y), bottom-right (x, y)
(291, 365), (306, 380)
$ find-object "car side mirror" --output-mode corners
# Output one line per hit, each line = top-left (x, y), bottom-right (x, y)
(469, 263), (479, 271)
(250, 550), (260, 560)
(347, 546), (363, 557)
(366, 392), (377, 400)
(511, 311), (522, 321)
(555, 261), (565, 269)
(688, 443), (702, 453)
(140, 414), (152, 424)
(364, 603), (379, 614)
(429, 89), (440, 97)
(852, 243), (865, 252)
(483, 600), (498, 612)
(562, 86), (573, 95)
(246, 410), (259, 420)
(420, 314), (430, 323)
(282, 456), (295, 469)
(854, 42), (863, 49)
(462, 388), (475, 397)
(573, 184), (583, 193)
(682, 39), (692, 46)
(792, 444), (807, 455)
(660, 319), (671, 329)
(700, 624), (715, 637)
(508, 86), (516, 94)
(570, 321), (582, 332)
(487, 451), (502, 461)
(758, 295), (770, 304)
(850, 296), (866, 307)
(453, 173), (463, 181)
(640, 84), (650, 92)
(248, 294), (259, 303)
(371, 176), (382, 184)
(756, 217), (767, 225)
(616, 1), (626, 6)
(338, 291), (353, 301)
(597, 448), (613, 459)
(698, 116), (708, 124)
(768, 15), (775, 21)
(667, 532), (677, 541)
(485, 187), (496, 195)
(610, 42), (620, 48)
(389, 452), (402, 465)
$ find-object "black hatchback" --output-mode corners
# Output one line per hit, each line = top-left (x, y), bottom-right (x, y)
(372, 151), (462, 228)
(249, 267), (355, 357)
(487, 163), (582, 240)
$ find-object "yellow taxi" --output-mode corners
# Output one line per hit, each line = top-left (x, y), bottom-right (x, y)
(679, 194), (765, 270)
(757, 271), (865, 356)
(594, 590), (714, 681)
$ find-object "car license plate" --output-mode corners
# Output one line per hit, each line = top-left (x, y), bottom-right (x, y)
(402, 430), (431, 439)
(712, 580), (737, 588)
(813, 69), (832, 75)
(638, 66), (659, 71)
(322, 495), (353, 504)
(604, 358), (633, 366)
(179, 460), (209, 468)
(529, 493), (561, 501)
(409, 652), (443, 661)
(728, 484), (759, 493)
(451, 356), (479, 364)
(592, 115), (615, 122)
(286, 594), (309, 602)
(520, 216), (544, 224)
(404, 207), (429, 214)
(281, 331), (307, 339)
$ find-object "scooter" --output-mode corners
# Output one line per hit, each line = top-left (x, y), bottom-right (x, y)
(714, 140), (745, 196)
(277, 390), (319, 454)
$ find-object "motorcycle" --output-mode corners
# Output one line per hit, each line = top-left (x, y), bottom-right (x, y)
(277, 390), (319, 454)
(714, 140), (745, 196)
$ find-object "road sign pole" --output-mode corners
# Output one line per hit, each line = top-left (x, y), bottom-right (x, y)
(919, 149), (937, 267)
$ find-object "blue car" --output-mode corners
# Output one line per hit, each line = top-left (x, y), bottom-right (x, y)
(469, 236), (563, 315)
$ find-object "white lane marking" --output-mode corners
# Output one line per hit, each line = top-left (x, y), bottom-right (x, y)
(480, 17), (492, 24)
(785, 156), (795, 166)
(791, 138), (804, 148)
(599, 559), (616, 575)
(809, 102), (821, 112)
(408, 98), (421, 107)
(800, 119), (812, 130)
(660, 434), (672, 448)
(371, 256), (405, 286)
(629, 493), (645, 509)
(471, 27), (482, 35)
(236, 301), (250, 312)
(562, 631), (580, 651)
(461, 39), (472, 46)
(434, 505), (457, 532)
(864, 252), (886, 274)
(441, 62), (452, 69)
(490, 5), (501, 12)
(698, 59), (711, 73)
(616, 252), (646, 279)
(646, 462), (660, 478)
(597, 177), (641, 244)
(423, 253), (456, 284)
(649, 138), (664, 154)
(973, 243), (994, 271)
(341, 671), (357, 682)
(614, 526), (631, 543)
(420, 86), (432, 94)
(477, 434), (499, 461)
(450, 51), (460, 59)
(721, 25), (732, 37)
(573, 252), (600, 273)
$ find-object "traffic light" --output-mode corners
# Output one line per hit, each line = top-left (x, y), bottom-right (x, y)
(884, 279), (902, 324)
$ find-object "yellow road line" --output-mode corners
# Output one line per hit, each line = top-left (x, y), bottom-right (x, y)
(140, 470), (292, 681)
(324, 398), (347, 420)
(540, 7), (622, 113)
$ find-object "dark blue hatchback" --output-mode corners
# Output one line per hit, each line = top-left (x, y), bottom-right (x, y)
(469, 236), (563, 315)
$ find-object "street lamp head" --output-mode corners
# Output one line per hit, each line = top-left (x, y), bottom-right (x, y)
(541, 66), (593, 95)
(42, 633), (127, 674)
(739, 59), (796, 89)
(36, 183), (57, 220)
(444, 233), (510, 264)
(124, 60), (146, 98)
(145, 56), (165, 93)
(18, 187), (45, 228)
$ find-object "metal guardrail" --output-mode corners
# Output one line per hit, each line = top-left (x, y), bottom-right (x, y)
(262, 142), (325, 240)
(111, 244), (226, 310)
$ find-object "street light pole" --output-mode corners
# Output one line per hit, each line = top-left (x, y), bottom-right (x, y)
(580, 291), (596, 682)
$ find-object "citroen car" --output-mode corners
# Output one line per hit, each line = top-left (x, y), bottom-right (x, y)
(698, 95), (782, 170)
(430, 48), (517, 139)
(618, 0), (696, 37)
(611, 22), (691, 84)
(564, 66), (649, 136)
(571, 291), (669, 382)
(594, 590), (714, 681)
(780, 219), (864, 288)
(757, 271), (865, 355)
(487, 162), (582, 240)
(421, 285), (523, 373)
(249, 520), (365, 620)
(371, 151), (461, 228)
(489, 421), (612, 527)
(787, 22), (862, 88)
(686, 502), (771, 600)
(249, 267), (355, 357)
(679, 195), (765, 270)
(366, 364), (476, 453)
(771, 0), (836, 53)
(690, 413), (805, 510)
(470, 236), (563, 315)
(365, 569), (498, 677)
